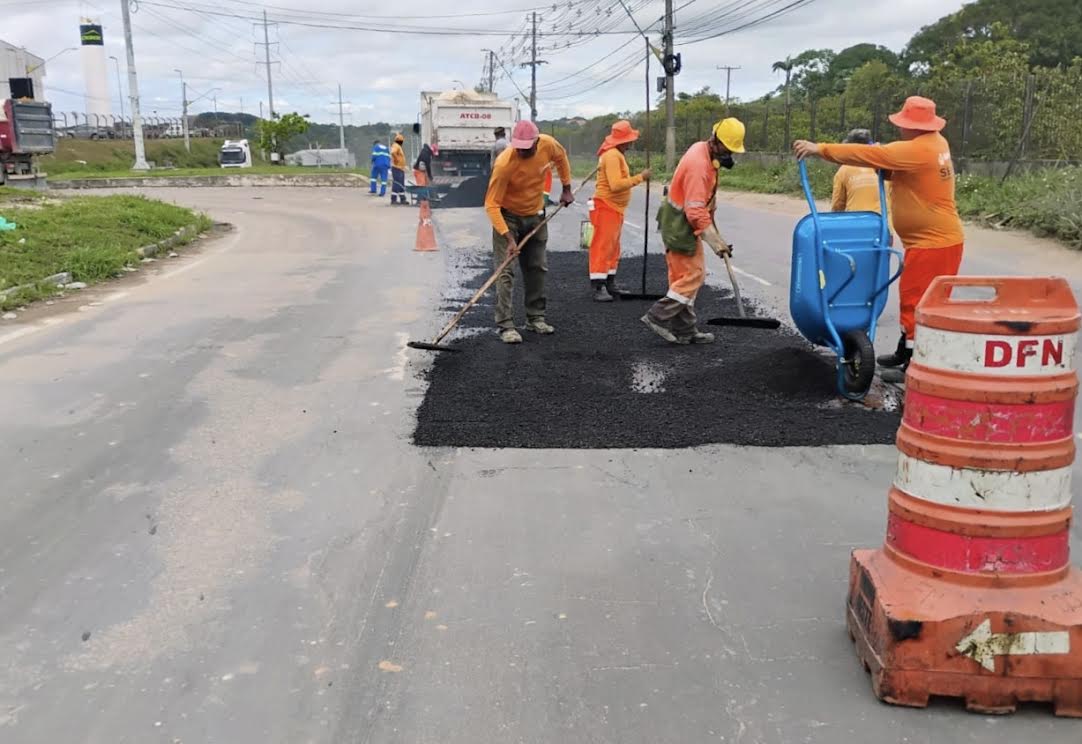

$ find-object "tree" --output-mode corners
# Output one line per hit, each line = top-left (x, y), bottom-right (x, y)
(772, 57), (795, 146)
(905, 0), (1082, 70)
(257, 112), (310, 160)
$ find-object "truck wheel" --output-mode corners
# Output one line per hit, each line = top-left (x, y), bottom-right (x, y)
(840, 330), (875, 395)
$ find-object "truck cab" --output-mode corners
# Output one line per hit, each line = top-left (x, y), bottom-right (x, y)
(0, 99), (55, 187)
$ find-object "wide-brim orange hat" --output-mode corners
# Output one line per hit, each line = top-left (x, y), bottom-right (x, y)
(888, 96), (946, 132)
(599, 119), (639, 154)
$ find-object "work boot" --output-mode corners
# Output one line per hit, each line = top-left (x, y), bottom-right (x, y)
(880, 365), (908, 384)
(688, 330), (715, 344)
(641, 314), (685, 344)
(592, 279), (614, 302)
(525, 318), (555, 335)
(499, 328), (523, 344)
(604, 275), (623, 299)
(877, 333), (910, 368)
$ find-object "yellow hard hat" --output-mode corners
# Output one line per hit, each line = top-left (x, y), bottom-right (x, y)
(712, 118), (746, 153)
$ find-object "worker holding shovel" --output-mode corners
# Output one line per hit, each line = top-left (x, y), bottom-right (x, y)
(484, 119), (573, 344)
(642, 118), (745, 345)
(588, 120), (651, 302)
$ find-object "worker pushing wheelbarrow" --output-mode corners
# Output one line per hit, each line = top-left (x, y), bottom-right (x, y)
(788, 160), (903, 399)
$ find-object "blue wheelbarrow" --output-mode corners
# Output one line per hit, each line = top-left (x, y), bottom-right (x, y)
(789, 160), (903, 399)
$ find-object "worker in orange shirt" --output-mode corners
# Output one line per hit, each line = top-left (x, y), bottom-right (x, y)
(390, 133), (408, 205)
(589, 120), (651, 302)
(485, 119), (573, 344)
(794, 96), (964, 383)
(643, 118), (745, 345)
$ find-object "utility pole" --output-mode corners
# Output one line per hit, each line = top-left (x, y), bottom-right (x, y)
(663, 0), (676, 171)
(119, 0), (149, 170)
(334, 83), (347, 156)
(519, 12), (547, 121)
(175, 69), (189, 152)
(488, 49), (495, 94)
(716, 65), (741, 108)
(108, 55), (125, 127)
(258, 10), (275, 119)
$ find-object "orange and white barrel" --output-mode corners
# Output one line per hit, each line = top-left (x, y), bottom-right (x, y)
(891, 277), (1078, 578)
(846, 276), (1082, 717)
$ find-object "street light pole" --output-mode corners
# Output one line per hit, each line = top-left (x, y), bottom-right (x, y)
(119, 0), (149, 170)
(174, 68), (189, 152)
(108, 55), (125, 129)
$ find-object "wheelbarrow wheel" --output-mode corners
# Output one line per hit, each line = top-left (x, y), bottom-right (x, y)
(840, 330), (875, 395)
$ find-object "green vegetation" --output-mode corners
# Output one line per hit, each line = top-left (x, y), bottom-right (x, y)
(50, 165), (366, 181)
(41, 137), (246, 175)
(711, 161), (1082, 249)
(0, 195), (211, 309)
(257, 112), (310, 159)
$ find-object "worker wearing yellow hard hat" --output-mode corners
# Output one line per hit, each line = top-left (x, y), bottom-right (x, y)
(643, 117), (745, 345)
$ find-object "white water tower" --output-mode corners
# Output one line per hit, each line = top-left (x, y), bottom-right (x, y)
(79, 19), (111, 120)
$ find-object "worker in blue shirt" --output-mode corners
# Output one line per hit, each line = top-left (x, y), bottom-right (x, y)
(370, 140), (391, 196)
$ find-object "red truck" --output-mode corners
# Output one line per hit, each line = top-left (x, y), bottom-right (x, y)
(0, 99), (55, 187)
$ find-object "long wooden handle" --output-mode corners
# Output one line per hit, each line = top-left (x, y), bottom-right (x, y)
(431, 167), (600, 345)
(722, 253), (747, 319)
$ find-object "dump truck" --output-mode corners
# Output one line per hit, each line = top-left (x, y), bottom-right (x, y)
(0, 99), (55, 188)
(416, 90), (518, 207)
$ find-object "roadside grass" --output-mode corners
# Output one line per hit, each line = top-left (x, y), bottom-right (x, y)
(50, 164), (367, 181)
(42, 138), (367, 180)
(0, 195), (211, 310)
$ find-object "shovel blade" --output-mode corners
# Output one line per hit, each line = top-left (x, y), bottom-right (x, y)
(407, 341), (462, 353)
(705, 316), (782, 330)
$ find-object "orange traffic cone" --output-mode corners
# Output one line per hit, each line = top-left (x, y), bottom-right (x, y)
(848, 276), (1082, 716)
(414, 206), (437, 252)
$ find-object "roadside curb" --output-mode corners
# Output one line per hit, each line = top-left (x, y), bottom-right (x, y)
(0, 221), (207, 303)
(50, 173), (368, 190)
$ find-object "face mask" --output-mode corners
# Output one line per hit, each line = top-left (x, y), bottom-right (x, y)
(716, 153), (735, 170)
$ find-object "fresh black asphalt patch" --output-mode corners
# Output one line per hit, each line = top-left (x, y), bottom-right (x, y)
(413, 250), (902, 449)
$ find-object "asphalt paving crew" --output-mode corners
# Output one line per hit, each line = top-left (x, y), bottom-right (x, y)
(370, 139), (391, 197)
(794, 96), (964, 383)
(642, 118), (745, 345)
(484, 119), (574, 344)
(413, 138), (436, 186)
(588, 120), (652, 302)
(390, 134), (408, 205)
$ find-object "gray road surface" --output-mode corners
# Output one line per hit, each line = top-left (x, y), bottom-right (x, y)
(0, 186), (1080, 743)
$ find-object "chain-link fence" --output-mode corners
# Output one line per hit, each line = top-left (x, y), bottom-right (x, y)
(550, 65), (1082, 172)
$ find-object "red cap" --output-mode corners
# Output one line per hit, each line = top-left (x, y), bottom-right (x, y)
(510, 120), (540, 149)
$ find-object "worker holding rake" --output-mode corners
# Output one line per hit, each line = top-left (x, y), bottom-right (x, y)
(484, 119), (574, 344)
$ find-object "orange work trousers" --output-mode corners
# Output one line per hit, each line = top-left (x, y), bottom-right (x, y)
(666, 240), (706, 304)
(588, 199), (624, 280)
(899, 243), (964, 340)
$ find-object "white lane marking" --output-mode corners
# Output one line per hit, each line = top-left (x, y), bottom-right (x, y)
(159, 255), (213, 280)
(732, 267), (772, 287)
(0, 325), (44, 346)
(387, 332), (410, 381)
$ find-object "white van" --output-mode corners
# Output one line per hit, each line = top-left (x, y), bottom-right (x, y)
(219, 139), (252, 168)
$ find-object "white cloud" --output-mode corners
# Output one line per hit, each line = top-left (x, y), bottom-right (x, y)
(1, 0), (965, 125)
